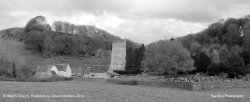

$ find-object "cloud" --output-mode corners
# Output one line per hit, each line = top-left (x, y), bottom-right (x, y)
(1, 0), (250, 43)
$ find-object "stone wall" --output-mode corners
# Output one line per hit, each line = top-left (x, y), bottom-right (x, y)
(106, 77), (250, 91)
(109, 41), (126, 71)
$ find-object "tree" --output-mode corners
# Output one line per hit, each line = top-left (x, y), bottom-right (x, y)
(53, 21), (63, 32)
(242, 26), (250, 64)
(194, 52), (211, 73)
(219, 45), (231, 63)
(207, 23), (223, 41)
(221, 24), (241, 46)
(133, 48), (140, 71)
(12, 63), (16, 78)
(222, 18), (240, 34)
(137, 44), (145, 71)
(189, 41), (201, 56)
(207, 63), (225, 76)
(141, 40), (195, 75)
(230, 45), (242, 56)
(24, 30), (47, 51)
(225, 55), (245, 78)
(125, 47), (134, 71)
(25, 16), (51, 33)
(179, 34), (195, 49)
(53, 34), (78, 55)
(211, 49), (220, 63)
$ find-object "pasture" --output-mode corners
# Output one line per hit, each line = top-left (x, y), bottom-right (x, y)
(0, 80), (249, 102)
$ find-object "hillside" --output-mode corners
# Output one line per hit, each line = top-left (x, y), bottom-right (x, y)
(0, 27), (25, 40)
(0, 16), (141, 75)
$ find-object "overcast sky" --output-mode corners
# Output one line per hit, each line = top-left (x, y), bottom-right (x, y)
(1, 0), (250, 44)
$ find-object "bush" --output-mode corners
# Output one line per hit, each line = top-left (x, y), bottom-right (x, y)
(0, 76), (73, 82)
(107, 79), (138, 85)
(0, 68), (11, 77)
(37, 76), (73, 82)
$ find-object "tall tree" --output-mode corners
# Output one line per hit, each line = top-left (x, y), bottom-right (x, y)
(53, 21), (63, 32)
(242, 24), (250, 64)
(211, 49), (220, 63)
(125, 47), (134, 71)
(25, 16), (51, 33)
(141, 40), (195, 74)
(137, 44), (146, 70)
(219, 45), (231, 63)
(225, 55), (245, 78)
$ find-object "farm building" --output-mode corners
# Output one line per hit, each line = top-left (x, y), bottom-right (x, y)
(34, 65), (58, 79)
(71, 67), (84, 76)
(54, 64), (72, 77)
(84, 65), (119, 79)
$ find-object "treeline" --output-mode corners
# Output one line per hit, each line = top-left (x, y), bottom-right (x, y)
(177, 16), (250, 78)
(23, 16), (123, 57)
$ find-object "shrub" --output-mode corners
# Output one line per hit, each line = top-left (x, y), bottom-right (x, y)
(0, 68), (11, 77)
(107, 79), (138, 85)
(16, 67), (36, 78)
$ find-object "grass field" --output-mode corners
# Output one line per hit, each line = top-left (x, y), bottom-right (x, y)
(20, 49), (110, 73)
(0, 80), (249, 102)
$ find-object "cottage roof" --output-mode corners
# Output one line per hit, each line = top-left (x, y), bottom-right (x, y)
(55, 64), (69, 71)
(106, 71), (120, 76)
(84, 67), (92, 74)
(89, 65), (109, 73)
(36, 65), (54, 72)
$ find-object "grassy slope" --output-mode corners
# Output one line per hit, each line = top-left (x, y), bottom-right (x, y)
(20, 49), (110, 73)
(0, 80), (249, 102)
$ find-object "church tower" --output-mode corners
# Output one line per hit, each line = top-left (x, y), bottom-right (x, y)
(109, 40), (126, 71)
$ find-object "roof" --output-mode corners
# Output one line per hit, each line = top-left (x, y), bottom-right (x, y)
(106, 71), (120, 76)
(84, 67), (92, 74)
(89, 65), (109, 73)
(36, 65), (54, 72)
(55, 64), (69, 71)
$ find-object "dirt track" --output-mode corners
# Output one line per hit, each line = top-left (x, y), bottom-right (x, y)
(0, 80), (249, 102)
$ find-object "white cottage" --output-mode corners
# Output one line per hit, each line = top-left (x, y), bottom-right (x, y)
(54, 64), (72, 77)
(34, 65), (58, 78)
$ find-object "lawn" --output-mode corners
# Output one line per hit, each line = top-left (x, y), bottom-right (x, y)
(0, 80), (249, 102)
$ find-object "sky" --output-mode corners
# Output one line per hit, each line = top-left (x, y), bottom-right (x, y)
(1, 0), (250, 44)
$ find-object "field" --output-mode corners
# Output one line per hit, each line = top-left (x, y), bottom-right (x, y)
(0, 80), (249, 102)
(19, 49), (110, 73)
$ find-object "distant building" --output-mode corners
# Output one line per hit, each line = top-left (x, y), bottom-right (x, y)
(83, 65), (119, 79)
(34, 63), (72, 78)
(54, 64), (72, 77)
(34, 65), (58, 79)
(109, 40), (126, 71)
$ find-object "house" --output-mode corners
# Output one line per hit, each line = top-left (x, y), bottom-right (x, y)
(84, 65), (119, 79)
(71, 67), (84, 77)
(34, 65), (58, 79)
(54, 63), (72, 77)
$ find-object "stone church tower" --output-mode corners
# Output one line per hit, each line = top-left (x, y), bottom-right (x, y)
(109, 40), (126, 71)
